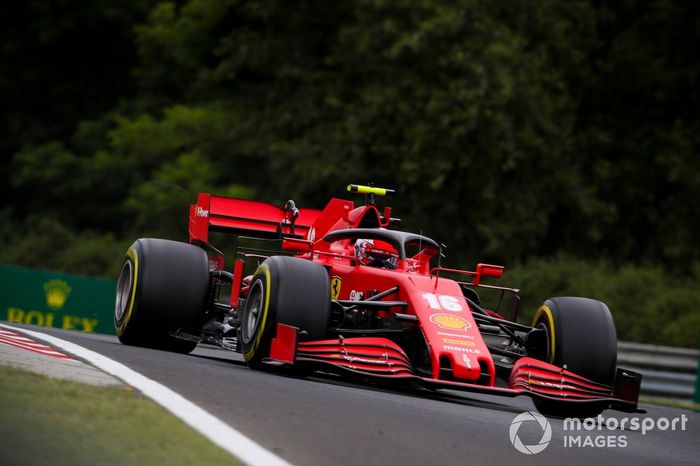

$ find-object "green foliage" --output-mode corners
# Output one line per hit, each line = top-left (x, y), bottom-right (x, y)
(0, 0), (156, 188)
(505, 257), (700, 348)
(125, 150), (252, 237)
(10, 104), (252, 238)
(0, 216), (129, 278)
(2, 0), (698, 345)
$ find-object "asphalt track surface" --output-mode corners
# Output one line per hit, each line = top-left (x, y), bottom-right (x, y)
(10, 324), (699, 466)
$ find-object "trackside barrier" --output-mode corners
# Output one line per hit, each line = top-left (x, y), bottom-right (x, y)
(617, 341), (699, 402)
(0, 263), (116, 335)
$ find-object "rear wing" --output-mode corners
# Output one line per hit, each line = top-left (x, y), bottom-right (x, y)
(189, 193), (322, 245)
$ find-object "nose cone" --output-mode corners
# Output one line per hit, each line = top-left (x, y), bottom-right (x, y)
(442, 350), (484, 381)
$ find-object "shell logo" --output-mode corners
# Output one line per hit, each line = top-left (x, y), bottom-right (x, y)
(430, 314), (471, 331)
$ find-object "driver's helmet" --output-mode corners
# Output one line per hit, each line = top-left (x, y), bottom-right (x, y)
(354, 239), (399, 269)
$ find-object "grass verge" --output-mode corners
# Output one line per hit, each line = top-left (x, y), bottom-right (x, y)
(0, 365), (242, 466)
(640, 395), (700, 412)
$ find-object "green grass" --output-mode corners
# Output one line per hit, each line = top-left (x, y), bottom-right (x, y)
(639, 395), (700, 412)
(0, 365), (242, 466)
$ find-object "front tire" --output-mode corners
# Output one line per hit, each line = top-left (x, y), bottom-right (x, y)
(240, 256), (331, 369)
(114, 238), (210, 354)
(532, 297), (618, 417)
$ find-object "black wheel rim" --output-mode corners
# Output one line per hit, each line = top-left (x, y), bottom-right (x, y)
(115, 260), (133, 325)
(241, 280), (264, 344)
(536, 321), (551, 364)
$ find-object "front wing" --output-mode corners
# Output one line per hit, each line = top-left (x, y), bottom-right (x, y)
(268, 324), (642, 413)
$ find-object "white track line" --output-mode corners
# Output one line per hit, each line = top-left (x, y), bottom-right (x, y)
(0, 324), (293, 466)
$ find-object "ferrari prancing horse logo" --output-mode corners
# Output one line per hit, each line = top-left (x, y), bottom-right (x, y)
(330, 276), (342, 299)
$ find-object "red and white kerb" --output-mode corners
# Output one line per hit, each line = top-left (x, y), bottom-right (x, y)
(0, 329), (78, 361)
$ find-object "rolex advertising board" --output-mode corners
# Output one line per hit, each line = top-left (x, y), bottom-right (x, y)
(0, 263), (116, 335)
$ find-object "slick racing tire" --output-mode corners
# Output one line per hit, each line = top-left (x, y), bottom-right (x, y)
(532, 297), (618, 417)
(114, 238), (209, 354)
(240, 256), (331, 369)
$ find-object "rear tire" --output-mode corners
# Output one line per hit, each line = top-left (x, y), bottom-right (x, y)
(531, 297), (618, 417)
(114, 238), (210, 354)
(240, 256), (331, 369)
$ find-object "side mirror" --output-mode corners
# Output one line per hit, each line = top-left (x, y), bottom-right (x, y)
(473, 263), (504, 285)
(281, 238), (313, 253)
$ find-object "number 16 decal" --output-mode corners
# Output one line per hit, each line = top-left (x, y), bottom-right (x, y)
(421, 293), (463, 312)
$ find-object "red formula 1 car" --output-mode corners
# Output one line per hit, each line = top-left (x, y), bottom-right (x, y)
(114, 185), (641, 417)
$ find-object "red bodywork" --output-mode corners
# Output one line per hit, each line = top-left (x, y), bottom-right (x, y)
(189, 193), (641, 412)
